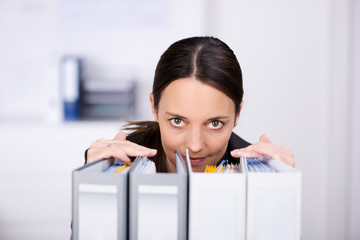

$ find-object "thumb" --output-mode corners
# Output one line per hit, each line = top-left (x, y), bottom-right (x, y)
(260, 134), (272, 143)
(114, 131), (127, 141)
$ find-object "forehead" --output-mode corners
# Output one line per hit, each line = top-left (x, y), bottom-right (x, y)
(158, 77), (235, 118)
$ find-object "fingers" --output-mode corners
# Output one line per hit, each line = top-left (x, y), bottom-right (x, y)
(231, 135), (295, 167)
(231, 148), (262, 159)
(259, 134), (271, 143)
(114, 131), (127, 141)
(107, 141), (157, 157)
(86, 131), (157, 164)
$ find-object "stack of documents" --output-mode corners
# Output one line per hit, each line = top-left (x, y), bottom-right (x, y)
(205, 159), (241, 173)
(246, 157), (276, 172)
(72, 152), (302, 240)
(105, 161), (132, 173)
(129, 157), (156, 174)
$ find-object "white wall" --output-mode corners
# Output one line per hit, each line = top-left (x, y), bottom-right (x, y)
(0, 0), (358, 239)
(207, 0), (358, 239)
(348, 0), (360, 238)
(207, 0), (330, 239)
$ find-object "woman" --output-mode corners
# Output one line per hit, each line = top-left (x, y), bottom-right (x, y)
(86, 36), (294, 172)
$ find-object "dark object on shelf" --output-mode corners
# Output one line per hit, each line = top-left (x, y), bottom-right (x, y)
(80, 80), (136, 120)
(60, 56), (82, 121)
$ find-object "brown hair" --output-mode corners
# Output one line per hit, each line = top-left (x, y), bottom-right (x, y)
(124, 36), (244, 172)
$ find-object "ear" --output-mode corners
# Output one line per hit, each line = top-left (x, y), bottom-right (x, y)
(150, 93), (158, 121)
(234, 101), (243, 127)
(234, 113), (240, 127)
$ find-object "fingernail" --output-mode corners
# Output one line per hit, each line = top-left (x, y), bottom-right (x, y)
(141, 149), (150, 155)
(142, 149), (157, 155)
(231, 149), (244, 155)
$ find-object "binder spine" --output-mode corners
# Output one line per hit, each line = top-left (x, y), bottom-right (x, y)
(129, 173), (188, 240)
(129, 156), (188, 240)
(187, 154), (246, 240)
(245, 158), (302, 240)
(241, 156), (248, 240)
(72, 159), (128, 240)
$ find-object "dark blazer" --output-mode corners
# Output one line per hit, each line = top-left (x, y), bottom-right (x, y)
(218, 132), (251, 165)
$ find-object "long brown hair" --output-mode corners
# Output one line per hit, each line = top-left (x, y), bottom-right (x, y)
(124, 36), (244, 172)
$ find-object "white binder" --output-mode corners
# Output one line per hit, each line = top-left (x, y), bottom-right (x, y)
(244, 157), (302, 240)
(128, 154), (188, 240)
(186, 150), (246, 240)
(71, 154), (302, 240)
(72, 158), (129, 240)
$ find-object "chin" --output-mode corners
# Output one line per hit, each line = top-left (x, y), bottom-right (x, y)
(190, 164), (206, 173)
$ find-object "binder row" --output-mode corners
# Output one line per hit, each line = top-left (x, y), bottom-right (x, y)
(72, 151), (302, 240)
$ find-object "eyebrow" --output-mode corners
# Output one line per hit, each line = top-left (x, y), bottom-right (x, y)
(164, 111), (231, 121)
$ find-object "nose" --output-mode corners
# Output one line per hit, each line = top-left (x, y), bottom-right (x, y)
(185, 127), (204, 153)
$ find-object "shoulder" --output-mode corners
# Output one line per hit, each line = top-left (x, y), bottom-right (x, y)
(126, 131), (142, 145)
(227, 132), (251, 150)
(125, 121), (161, 149)
(217, 132), (251, 165)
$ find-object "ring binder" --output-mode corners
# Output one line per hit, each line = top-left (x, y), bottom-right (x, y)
(72, 154), (302, 239)
(72, 158), (129, 240)
(186, 150), (247, 240)
(244, 157), (302, 240)
(128, 154), (188, 240)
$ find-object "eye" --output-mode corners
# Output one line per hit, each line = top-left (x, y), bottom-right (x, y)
(170, 118), (184, 128)
(208, 120), (223, 130)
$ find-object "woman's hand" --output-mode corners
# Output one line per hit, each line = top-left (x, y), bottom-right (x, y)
(230, 134), (295, 167)
(86, 131), (157, 164)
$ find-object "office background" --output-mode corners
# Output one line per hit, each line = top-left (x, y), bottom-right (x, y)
(0, 0), (359, 239)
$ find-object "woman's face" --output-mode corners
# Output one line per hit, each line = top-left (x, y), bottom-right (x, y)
(151, 76), (239, 172)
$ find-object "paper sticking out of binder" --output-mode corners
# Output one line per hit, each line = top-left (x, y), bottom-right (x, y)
(105, 161), (132, 174)
(246, 157), (276, 172)
(205, 159), (242, 173)
(204, 157), (276, 173)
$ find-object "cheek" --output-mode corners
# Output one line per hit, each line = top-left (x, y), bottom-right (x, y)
(160, 128), (180, 150)
(159, 124), (184, 157)
(206, 132), (231, 155)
